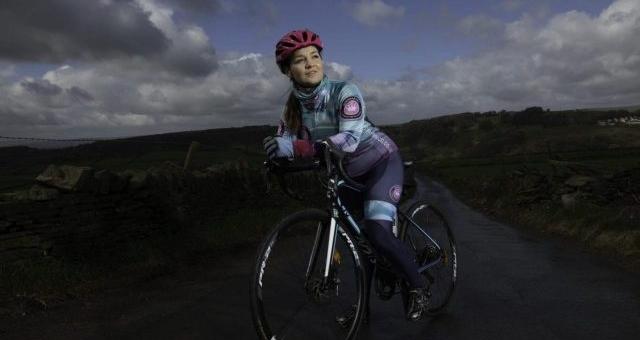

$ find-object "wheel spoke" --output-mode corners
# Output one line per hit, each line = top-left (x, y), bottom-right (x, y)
(251, 209), (365, 340)
(400, 202), (457, 315)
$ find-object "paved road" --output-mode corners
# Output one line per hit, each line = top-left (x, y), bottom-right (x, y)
(2, 176), (639, 339)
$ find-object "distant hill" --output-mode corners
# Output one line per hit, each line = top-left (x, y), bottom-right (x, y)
(3, 105), (640, 192)
(0, 125), (274, 192)
(579, 104), (640, 113)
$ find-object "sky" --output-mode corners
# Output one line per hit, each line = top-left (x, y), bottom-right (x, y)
(1, 0), (639, 142)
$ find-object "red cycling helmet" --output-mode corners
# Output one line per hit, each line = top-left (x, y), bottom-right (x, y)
(275, 29), (323, 73)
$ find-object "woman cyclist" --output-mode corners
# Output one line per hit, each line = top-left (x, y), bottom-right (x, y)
(263, 29), (428, 321)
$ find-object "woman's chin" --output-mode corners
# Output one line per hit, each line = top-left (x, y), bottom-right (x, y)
(300, 77), (322, 87)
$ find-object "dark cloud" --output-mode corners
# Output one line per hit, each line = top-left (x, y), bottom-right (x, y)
(21, 79), (63, 96)
(0, 0), (169, 63)
(66, 86), (94, 103)
(162, 47), (218, 77)
(0, 108), (59, 126)
(162, 0), (221, 13)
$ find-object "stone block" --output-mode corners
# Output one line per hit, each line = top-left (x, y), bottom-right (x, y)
(561, 192), (578, 209)
(564, 175), (596, 188)
(28, 184), (60, 201)
(36, 165), (95, 192)
(120, 169), (149, 190)
(95, 169), (127, 194)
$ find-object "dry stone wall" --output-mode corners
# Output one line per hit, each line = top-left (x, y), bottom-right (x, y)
(0, 161), (281, 264)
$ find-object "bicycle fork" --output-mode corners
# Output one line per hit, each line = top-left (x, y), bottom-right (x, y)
(323, 214), (339, 287)
(304, 209), (341, 296)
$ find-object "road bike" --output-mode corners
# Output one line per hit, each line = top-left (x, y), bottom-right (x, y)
(250, 144), (458, 340)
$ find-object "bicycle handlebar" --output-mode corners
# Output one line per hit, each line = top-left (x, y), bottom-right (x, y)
(320, 140), (366, 191)
(264, 140), (366, 199)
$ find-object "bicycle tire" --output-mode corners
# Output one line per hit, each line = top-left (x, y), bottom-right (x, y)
(250, 209), (367, 340)
(400, 201), (457, 315)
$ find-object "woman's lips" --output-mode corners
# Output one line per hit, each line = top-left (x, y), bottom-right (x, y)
(305, 70), (317, 76)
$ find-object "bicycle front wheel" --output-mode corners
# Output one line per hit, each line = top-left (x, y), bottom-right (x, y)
(400, 201), (457, 315)
(251, 209), (367, 340)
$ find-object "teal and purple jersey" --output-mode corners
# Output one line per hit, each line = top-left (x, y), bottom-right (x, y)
(273, 76), (423, 288)
(276, 75), (397, 177)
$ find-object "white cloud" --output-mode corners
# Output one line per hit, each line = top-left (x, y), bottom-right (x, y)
(358, 0), (640, 123)
(325, 62), (353, 81)
(1, 0), (640, 140)
(352, 0), (405, 27)
(0, 52), (291, 138)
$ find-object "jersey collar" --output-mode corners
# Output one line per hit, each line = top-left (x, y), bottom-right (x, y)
(292, 75), (329, 111)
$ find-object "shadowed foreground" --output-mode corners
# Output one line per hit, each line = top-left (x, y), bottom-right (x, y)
(1, 176), (638, 339)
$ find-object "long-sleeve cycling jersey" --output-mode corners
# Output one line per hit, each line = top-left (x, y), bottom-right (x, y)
(273, 76), (423, 288)
(275, 75), (398, 177)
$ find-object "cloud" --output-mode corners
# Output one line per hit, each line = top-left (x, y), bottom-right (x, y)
(0, 0), (169, 63)
(0, 51), (371, 139)
(133, 0), (219, 77)
(0, 0), (218, 78)
(325, 62), (353, 81)
(359, 0), (640, 123)
(352, 0), (405, 27)
(21, 79), (63, 97)
(0, 53), (290, 138)
(160, 0), (221, 13)
(1, 0), (639, 139)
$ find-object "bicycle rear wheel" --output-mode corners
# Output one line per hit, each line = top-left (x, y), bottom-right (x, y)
(400, 201), (457, 315)
(251, 209), (367, 340)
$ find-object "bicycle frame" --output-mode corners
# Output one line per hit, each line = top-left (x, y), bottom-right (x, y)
(309, 175), (444, 287)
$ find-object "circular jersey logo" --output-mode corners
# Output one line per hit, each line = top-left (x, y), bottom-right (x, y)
(389, 185), (402, 202)
(341, 96), (361, 119)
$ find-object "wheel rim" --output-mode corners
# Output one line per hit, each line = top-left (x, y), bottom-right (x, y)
(405, 204), (457, 314)
(252, 211), (365, 339)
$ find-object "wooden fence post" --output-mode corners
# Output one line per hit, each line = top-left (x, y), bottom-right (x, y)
(183, 141), (200, 170)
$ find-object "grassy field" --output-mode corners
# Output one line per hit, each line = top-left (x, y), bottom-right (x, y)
(416, 149), (640, 270)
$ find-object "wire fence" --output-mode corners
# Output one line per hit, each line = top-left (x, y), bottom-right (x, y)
(0, 134), (230, 151)
(0, 135), (113, 143)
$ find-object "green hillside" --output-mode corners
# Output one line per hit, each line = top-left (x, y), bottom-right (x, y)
(4, 107), (640, 192)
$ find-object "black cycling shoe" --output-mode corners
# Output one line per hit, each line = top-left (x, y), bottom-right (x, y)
(406, 288), (430, 321)
(336, 304), (369, 328)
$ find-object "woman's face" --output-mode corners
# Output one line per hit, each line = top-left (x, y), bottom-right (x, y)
(287, 46), (324, 87)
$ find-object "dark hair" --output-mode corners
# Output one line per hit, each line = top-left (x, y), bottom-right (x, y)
(283, 90), (301, 133)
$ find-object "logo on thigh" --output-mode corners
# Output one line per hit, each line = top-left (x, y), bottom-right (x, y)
(389, 185), (402, 202)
